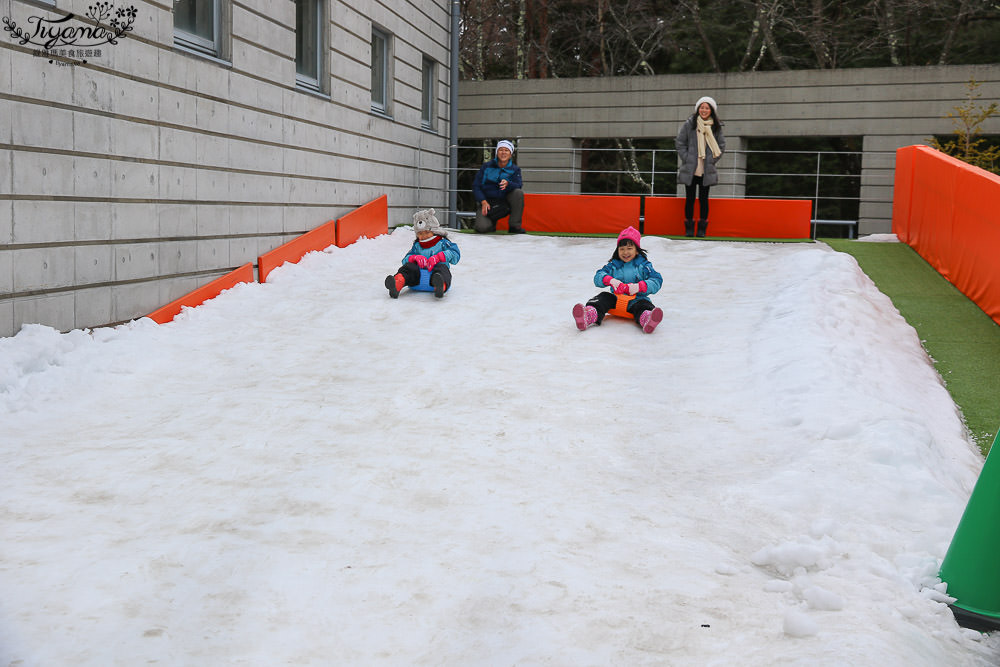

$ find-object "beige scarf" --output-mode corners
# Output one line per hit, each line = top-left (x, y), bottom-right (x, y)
(696, 116), (722, 160)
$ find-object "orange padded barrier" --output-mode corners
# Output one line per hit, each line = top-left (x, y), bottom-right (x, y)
(520, 194), (639, 234)
(893, 145), (1000, 325)
(644, 197), (812, 239)
(147, 263), (255, 324)
(336, 194), (388, 247)
(890, 145), (916, 245)
(257, 219), (337, 283)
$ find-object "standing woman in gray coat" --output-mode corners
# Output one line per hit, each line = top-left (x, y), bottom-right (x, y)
(676, 96), (725, 237)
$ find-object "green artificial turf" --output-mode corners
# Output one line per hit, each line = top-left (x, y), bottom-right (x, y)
(825, 239), (1000, 454)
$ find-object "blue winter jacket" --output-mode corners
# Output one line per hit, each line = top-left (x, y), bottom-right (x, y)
(593, 256), (663, 298)
(402, 235), (461, 265)
(472, 159), (523, 202)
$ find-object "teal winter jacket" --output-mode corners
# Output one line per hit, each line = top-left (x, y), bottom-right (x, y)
(402, 236), (461, 266)
(593, 256), (662, 298)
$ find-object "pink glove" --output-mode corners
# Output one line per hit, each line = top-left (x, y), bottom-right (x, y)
(638, 280), (648, 293)
(609, 278), (623, 292)
(614, 281), (630, 295)
(627, 283), (640, 296)
(602, 275), (614, 286)
(425, 252), (446, 269)
(408, 254), (428, 269)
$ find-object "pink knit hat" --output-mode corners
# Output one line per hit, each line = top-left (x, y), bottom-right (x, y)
(617, 226), (641, 249)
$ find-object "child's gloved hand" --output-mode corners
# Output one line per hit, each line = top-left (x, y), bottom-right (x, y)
(602, 275), (614, 286)
(614, 281), (630, 295)
(627, 282), (640, 295)
(408, 255), (428, 268)
(425, 252), (446, 269)
(609, 278), (624, 292)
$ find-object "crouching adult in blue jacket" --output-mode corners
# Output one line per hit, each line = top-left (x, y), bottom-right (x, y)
(472, 139), (526, 234)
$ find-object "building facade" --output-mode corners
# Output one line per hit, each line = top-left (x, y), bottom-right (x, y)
(1, 0), (452, 337)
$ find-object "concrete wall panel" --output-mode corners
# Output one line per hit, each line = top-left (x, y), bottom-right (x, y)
(15, 293), (75, 333)
(11, 201), (74, 245)
(74, 286), (112, 330)
(0, 200), (12, 245)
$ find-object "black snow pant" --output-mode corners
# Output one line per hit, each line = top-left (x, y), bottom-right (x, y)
(586, 291), (655, 327)
(684, 175), (710, 221)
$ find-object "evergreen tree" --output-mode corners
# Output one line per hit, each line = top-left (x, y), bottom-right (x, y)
(929, 79), (1000, 175)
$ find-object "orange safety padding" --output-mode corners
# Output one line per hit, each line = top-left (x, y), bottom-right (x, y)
(520, 194), (639, 234)
(147, 263), (255, 324)
(336, 194), (388, 247)
(891, 145), (917, 244)
(644, 197), (812, 239)
(257, 219), (337, 283)
(642, 198), (686, 235)
(951, 165), (1000, 320)
(894, 144), (1000, 326)
(908, 146), (961, 277)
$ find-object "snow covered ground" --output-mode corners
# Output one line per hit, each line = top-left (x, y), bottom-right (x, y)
(2, 229), (998, 665)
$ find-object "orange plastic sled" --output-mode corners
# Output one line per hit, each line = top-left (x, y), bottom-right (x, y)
(608, 293), (635, 318)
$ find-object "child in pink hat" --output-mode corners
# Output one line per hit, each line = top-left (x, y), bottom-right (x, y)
(572, 226), (664, 333)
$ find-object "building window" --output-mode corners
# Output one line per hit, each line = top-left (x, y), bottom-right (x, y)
(371, 27), (390, 114)
(296, 0), (323, 92)
(421, 57), (435, 129)
(174, 0), (222, 58)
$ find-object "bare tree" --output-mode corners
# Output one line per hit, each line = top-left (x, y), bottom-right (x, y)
(516, 0), (528, 78)
(938, 0), (973, 65)
(678, 0), (721, 72)
(460, 0), (1000, 79)
(738, 0), (789, 71)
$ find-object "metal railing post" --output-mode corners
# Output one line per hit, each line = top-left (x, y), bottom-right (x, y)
(650, 149), (656, 196)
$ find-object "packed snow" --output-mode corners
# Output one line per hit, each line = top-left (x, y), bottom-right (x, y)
(2, 229), (998, 665)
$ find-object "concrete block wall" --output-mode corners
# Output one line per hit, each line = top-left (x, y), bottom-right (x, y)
(0, 0), (451, 337)
(458, 65), (1000, 236)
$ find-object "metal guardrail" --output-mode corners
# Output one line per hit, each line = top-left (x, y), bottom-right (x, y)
(445, 146), (888, 237)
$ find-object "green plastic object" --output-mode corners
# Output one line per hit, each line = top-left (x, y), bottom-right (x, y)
(940, 431), (1000, 632)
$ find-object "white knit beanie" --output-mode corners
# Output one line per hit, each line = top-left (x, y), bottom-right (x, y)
(695, 96), (717, 113)
(496, 139), (515, 154)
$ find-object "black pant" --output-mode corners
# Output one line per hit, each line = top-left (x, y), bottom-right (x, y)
(474, 188), (525, 233)
(586, 291), (655, 326)
(399, 260), (452, 290)
(684, 176), (710, 220)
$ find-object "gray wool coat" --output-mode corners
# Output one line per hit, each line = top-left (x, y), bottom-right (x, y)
(675, 114), (726, 187)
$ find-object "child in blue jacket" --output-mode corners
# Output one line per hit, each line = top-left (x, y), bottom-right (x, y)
(385, 209), (461, 299)
(572, 226), (664, 333)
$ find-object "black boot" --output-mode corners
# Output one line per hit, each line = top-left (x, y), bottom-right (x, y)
(696, 220), (708, 237)
(431, 272), (447, 298)
(684, 220), (694, 237)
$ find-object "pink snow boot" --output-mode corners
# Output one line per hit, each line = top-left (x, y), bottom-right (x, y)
(639, 307), (663, 333)
(572, 303), (598, 331)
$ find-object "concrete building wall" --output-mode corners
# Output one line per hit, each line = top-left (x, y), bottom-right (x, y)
(0, 0), (451, 337)
(458, 65), (1000, 235)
